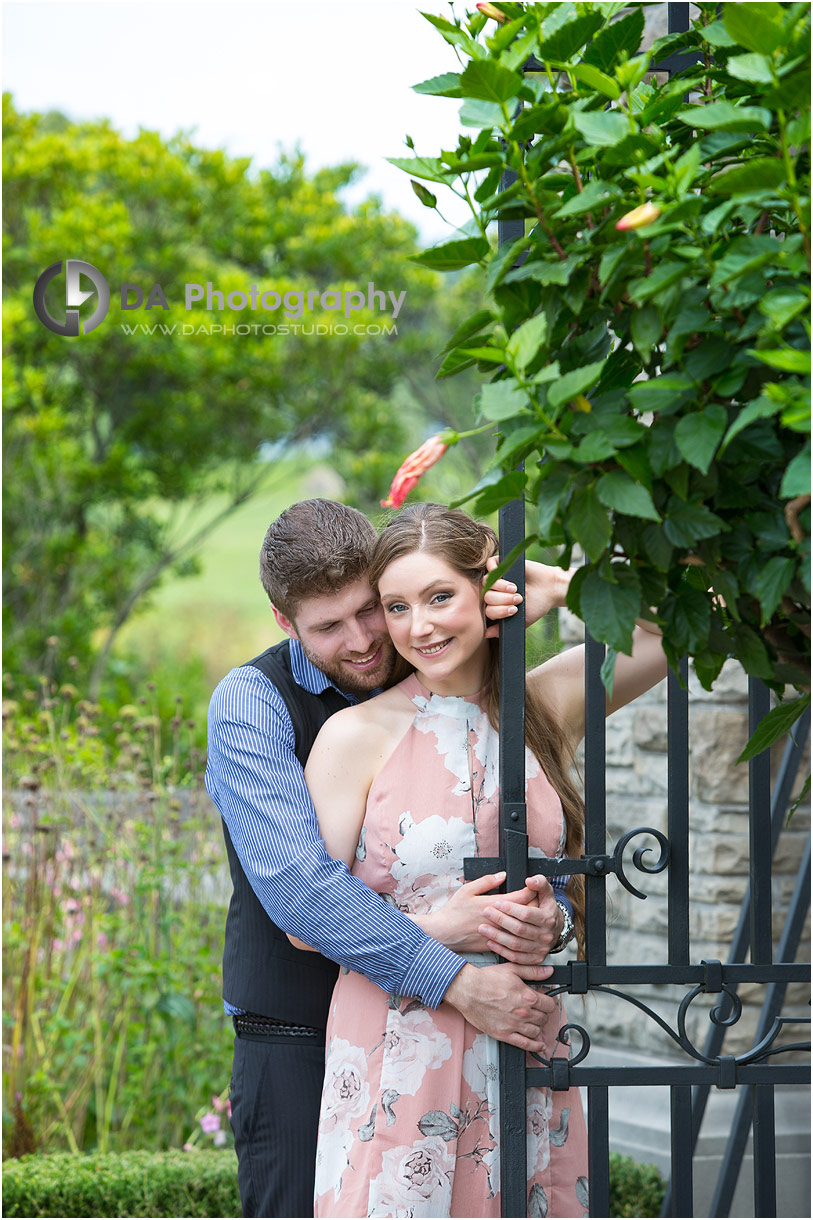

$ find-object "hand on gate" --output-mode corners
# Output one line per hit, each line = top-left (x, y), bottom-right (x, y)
(412, 872), (563, 965)
(443, 962), (559, 1052)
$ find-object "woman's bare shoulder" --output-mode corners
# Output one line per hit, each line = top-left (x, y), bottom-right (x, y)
(312, 684), (415, 752)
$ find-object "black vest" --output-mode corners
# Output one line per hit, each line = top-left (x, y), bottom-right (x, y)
(221, 639), (350, 1026)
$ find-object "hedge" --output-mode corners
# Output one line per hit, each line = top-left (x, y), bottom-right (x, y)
(2, 1148), (663, 1217)
(1, 1150), (240, 1218)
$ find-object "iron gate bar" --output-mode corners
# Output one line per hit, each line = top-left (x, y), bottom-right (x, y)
(667, 660), (690, 966)
(527, 1065), (807, 1088)
(710, 837), (811, 1217)
(662, 711), (811, 1216)
(588, 1085), (611, 1219)
(749, 680), (777, 1216)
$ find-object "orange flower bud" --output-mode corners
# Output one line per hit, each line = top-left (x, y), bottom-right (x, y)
(616, 202), (661, 231)
(476, 3), (507, 22)
(381, 435), (449, 510)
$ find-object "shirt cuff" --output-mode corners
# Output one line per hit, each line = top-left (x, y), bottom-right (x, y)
(398, 939), (466, 1010)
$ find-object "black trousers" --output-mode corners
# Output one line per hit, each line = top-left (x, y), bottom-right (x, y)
(229, 1029), (326, 1218)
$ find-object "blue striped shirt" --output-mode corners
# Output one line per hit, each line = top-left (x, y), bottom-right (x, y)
(205, 640), (570, 1011)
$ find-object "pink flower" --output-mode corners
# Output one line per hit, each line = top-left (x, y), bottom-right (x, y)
(477, 2), (507, 20)
(211, 1095), (224, 1113)
(200, 1112), (220, 1134)
(616, 202), (661, 231)
(226, 1099), (232, 1118)
(381, 435), (449, 510)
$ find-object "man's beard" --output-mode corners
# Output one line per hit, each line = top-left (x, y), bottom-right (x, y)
(298, 636), (398, 697)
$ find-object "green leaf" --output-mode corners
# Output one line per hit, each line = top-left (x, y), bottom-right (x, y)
(458, 59), (522, 104)
(451, 467), (514, 509)
(755, 556), (796, 625)
(720, 396), (783, 453)
(412, 72), (463, 98)
(570, 484), (612, 561)
(459, 345), (509, 365)
(410, 179), (437, 208)
(663, 499), (727, 547)
(600, 647), (618, 697)
(630, 304), (662, 360)
(674, 406), (728, 475)
(412, 236), (490, 270)
(505, 257), (578, 286)
(536, 466), (572, 537)
(571, 62), (621, 100)
(547, 360), (607, 410)
(677, 102), (772, 132)
(627, 375), (694, 414)
(554, 178), (622, 217)
(539, 11), (603, 62)
(436, 348), (476, 379)
(709, 235), (779, 287)
(641, 523), (674, 571)
(506, 312), (548, 374)
(759, 289), (809, 331)
(436, 310), (494, 359)
(662, 588), (711, 653)
(596, 472), (660, 521)
(780, 445), (811, 497)
(473, 470), (528, 515)
(578, 566), (642, 654)
(723, 2), (786, 55)
(738, 694), (811, 763)
(700, 19), (738, 48)
(460, 98), (506, 129)
(575, 432), (618, 462)
(486, 235), (531, 293)
(494, 424), (542, 469)
(479, 380), (530, 422)
(749, 348), (811, 374)
(731, 624), (774, 679)
(583, 8), (645, 73)
(387, 155), (456, 184)
(725, 53), (775, 84)
(571, 109), (629, 148)
(628, 262), (688, 305)
(709, 158), (786, 197)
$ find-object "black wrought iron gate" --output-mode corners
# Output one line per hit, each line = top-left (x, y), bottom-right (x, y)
(462, 6), (812, 1216)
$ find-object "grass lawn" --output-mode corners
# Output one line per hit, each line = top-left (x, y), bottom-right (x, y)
(116, 456), (341, 693)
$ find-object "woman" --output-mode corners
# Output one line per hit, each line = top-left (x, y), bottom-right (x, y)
(301, 504), (667, 1218)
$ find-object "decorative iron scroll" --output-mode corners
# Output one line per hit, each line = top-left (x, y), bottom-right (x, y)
(531, 988), (811, 1088)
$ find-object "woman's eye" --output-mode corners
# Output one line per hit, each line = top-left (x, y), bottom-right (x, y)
(432, 592), (452, 605)
(386, 602), (407, 615)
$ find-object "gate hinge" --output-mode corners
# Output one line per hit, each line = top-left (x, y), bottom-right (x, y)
(717, 1054), (737, 1089)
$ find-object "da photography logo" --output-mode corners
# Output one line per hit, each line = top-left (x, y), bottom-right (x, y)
(33, 260), (111, 336)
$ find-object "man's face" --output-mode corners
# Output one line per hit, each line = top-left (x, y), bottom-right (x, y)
(274, 577), (396, 697)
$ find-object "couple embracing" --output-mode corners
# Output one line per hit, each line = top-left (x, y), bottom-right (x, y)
(206, 497), (667, 1219)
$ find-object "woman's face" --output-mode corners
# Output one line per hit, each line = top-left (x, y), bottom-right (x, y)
(377, 550), (489, 694)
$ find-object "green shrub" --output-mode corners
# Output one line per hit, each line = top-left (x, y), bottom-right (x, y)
(0, 1150), (240, 1218)
(609, 1150), (667, 1217)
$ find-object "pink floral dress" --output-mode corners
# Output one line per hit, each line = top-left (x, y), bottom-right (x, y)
(314, 673), (588, 1219)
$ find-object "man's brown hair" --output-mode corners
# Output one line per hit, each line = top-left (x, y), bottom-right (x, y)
(259, 499), (377, 620)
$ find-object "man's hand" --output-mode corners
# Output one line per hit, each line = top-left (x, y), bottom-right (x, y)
(443, 961), (559, 1052)
(482, 557), (574, 638)
(415, 872), (563, 965)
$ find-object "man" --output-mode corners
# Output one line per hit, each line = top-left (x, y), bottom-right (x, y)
(205, 498), (574, 1218)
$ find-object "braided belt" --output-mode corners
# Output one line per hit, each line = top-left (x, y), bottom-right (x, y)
(233, 1012), (323, 1038)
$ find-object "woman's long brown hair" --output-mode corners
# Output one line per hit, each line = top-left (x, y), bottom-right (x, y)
(370, 503), (585, 954)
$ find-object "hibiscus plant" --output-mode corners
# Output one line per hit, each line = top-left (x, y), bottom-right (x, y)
(390, 1), (810, 747)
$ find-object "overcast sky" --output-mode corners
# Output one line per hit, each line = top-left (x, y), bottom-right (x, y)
(2, 0), (479, 241)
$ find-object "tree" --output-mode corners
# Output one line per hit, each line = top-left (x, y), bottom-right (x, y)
(3, 95), (440, 690)
(390, 1), (810, 733)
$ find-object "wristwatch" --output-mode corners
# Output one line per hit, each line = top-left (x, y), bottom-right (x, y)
(550, 899), (575, 954)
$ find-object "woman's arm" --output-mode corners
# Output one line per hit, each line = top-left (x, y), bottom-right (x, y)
(529, 620), (669, 749)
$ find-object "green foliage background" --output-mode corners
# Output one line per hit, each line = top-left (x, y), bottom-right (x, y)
(397, 1), (810, 719)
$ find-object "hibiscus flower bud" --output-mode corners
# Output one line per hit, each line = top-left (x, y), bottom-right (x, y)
(616, 202), (661, 231)
(476, 3), (507, 22)
(381, 434), (450, 510)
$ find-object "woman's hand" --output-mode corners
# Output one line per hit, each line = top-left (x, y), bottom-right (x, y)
(482, 557), (573, 638)
(411, 871), (564, 965)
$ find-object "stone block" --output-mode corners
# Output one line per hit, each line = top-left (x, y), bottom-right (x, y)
(688, 657), (750, 704)
(634, 707), (669, 753)
(690, 708), (751, 803)
(690, 831), (750, 877)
